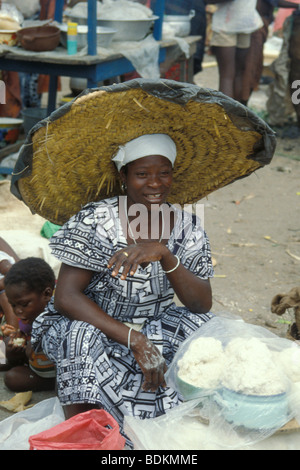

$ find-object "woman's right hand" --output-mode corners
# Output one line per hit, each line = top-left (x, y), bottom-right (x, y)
(130, 331), (167, 392)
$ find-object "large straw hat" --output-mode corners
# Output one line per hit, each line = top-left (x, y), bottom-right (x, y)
(11, 79), (276, 225)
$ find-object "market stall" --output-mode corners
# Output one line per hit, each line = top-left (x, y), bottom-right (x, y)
(0, 0), (201, 114)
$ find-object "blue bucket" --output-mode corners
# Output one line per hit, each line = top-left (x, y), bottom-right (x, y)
(215, 388), (290, 430)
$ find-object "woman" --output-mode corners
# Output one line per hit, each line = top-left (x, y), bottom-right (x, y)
(31, 134), (214, 445)
(208, 0), (263, 102)
(11, 79), (276, 447)
(242, 0), (299, 106)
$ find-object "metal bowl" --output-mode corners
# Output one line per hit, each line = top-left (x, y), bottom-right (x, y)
(65, 14), (159, 42)
(59, 23), (116, 49)
(98, 17), (159, 41)
(163, 10), (195, 37)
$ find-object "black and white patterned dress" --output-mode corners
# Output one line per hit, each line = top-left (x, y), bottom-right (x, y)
(31, 196), (214, 446)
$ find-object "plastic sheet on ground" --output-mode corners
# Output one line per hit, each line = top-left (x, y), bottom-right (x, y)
(0, 397), (64, 450)
(124, 398), (300, 450)
(0, 341), (5, 364)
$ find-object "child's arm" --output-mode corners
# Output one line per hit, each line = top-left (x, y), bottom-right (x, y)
(25, 339), (34, 361)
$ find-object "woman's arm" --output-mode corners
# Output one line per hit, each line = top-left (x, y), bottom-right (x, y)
(54, 264), (134, 344)
(0, 292), (19, 329)
(0, 237), (20, 262)
(108, 242), (212, 314)
(54, 263), (167, 391)
(160, 248), (212, 313)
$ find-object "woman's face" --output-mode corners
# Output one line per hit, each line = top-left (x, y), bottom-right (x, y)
(121, 155), (173, 209)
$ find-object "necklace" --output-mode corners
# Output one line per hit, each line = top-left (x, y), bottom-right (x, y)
(124, 197), (165, 244)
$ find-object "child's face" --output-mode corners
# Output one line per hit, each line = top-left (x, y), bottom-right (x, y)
(5, 282), (52, 325)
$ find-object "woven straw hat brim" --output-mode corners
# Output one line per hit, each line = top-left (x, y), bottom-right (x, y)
(11, 79), (276, 225)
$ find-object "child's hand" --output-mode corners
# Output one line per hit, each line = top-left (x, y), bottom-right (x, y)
(5, 331), (27, 366)
(7, 331), (27, 352)
(1, 324), (17, 337)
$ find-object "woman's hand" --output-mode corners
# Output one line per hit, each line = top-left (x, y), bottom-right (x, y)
(107, 242), (168, 280)
(130, 331), (167, 392)
(108, 243), (212, 313)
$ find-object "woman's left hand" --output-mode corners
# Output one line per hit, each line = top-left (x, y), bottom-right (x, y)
(107, 242), (168, 280)
(130, 331), (167, 392)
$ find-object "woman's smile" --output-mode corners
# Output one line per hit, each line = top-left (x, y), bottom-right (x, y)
(144, 193), (164, 203)
(121, 155), (173, 209)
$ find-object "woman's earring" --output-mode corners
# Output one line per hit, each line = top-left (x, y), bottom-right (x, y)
(121, 182), (127, 193)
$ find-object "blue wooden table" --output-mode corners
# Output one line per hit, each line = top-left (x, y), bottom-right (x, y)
(0, 0), (171, 115)
(0, 0), (200, 116)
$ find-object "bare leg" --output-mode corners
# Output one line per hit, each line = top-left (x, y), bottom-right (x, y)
(4, 365), (56, 392)
(234, 47), (250, 104)
(63, 403), (101, 420)
(5, 365), (102, 419)
(212, 46), (236, 98)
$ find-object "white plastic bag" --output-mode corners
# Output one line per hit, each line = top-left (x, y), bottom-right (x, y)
(164, 313), (300, 447)
(109, 35), (160, 79)
(212, 0), (263, 34)
(0, 341), (6, 364)
(0, 397), (64, 450)
(124, 395), (300, 450)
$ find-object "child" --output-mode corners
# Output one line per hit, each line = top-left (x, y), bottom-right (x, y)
(0, 245), (19, 334)
(3, 257), (56, 392)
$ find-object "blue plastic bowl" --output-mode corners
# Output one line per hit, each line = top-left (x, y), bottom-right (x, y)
(176, 375), (210, 401)
(215, 388), (290, 430)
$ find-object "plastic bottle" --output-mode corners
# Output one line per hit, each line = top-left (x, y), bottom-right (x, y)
(67, 22), (78, 55)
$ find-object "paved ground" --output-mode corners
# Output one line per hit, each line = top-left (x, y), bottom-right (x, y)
(0, 373), (56, 422)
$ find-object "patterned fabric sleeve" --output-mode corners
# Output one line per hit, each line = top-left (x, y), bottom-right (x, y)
(180, 214), (214, 280)
(49, 202), (113, 272)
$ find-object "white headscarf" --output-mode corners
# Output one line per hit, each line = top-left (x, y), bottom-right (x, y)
(112, 134), (177, 171)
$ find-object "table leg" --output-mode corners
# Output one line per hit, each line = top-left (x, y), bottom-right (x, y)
(48, 75), (58, 115)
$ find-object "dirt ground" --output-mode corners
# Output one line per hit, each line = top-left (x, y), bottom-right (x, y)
(0, 58), (299, 425)
(194, 60), (300, 337)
